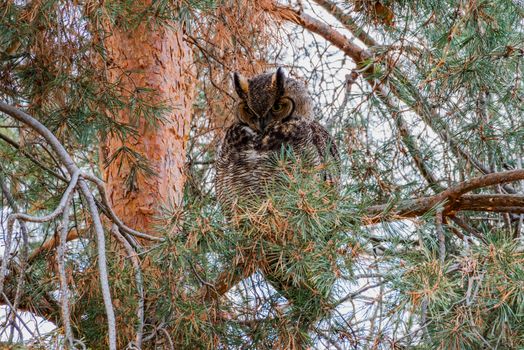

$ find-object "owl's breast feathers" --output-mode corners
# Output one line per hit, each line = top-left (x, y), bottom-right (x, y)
(216, 119), (340, 208)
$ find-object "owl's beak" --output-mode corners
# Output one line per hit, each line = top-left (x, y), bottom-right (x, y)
(258, 117), (268, 132)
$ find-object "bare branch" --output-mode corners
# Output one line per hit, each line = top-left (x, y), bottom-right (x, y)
(6, 170), (80, 225)
(436, 209), (446, 264)
(58, 192), (75, 348)
(0, 179), (29, 342)
(0, 170), (80, 307)
(0, 102), (118, 350)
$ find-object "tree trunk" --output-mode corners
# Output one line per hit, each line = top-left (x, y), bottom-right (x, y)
(100, 20), (194, 233)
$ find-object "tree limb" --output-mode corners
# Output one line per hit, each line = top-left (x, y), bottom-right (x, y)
(313, 0), (378, 48)
(363, 171), (524, 222)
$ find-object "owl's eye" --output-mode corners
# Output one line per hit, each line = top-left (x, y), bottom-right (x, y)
(238, 102), (253, 117)
(272, 103), (283, 112)
(237, 102), (258, 129)
(271, 98), (293, 119)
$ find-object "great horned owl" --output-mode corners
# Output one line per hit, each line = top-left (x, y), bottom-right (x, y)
(215, 67), (340, 208)
(214, 68), (340, 334)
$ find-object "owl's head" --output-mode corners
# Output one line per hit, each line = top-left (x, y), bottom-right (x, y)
(233, 68), (312, 133)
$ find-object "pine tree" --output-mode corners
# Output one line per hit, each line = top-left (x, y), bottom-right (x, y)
(1, 0), (523, 349)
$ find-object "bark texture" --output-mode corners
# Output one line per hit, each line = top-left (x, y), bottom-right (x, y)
(101, 21), (194, 233)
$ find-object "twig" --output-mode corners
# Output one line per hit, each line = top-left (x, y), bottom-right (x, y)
(1, 293), (37, 339)
(450, 216), (485, 242)
(159, 326), (175, 350)
(0, 132), (67, 182)
(314, 327), (345, 350)
(333, 281), (387, 309)
(436, 209), (446, 264)
(0, 179), (29, 343)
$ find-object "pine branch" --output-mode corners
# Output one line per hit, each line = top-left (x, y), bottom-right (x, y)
(111, 225), (145, 349)
(201, 170), (524, 303)
(0, 132), (67, 182)
(308, 0), (519, 194)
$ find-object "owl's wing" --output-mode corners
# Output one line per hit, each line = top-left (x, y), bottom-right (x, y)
(310, 120), (341, 183)
(217, 123), (256, 160)
(215, 122), (262, 208)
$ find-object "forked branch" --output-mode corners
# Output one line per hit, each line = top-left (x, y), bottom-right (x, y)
(0, 102), (118, 349)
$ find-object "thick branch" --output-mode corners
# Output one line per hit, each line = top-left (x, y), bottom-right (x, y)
(364, 171), (524, 222)
(438, 170), (524, 202)
(262, 2), (371, 64)
(313, 0), (378, 48)
(57, 184), (75, 347)
(453, 195), (524, 212)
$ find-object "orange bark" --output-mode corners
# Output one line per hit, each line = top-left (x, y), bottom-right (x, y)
(100, 21), (194, 233)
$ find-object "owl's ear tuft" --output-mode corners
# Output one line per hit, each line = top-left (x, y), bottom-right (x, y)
(273, 67), (286, 97)
(233, 72), (249, 99)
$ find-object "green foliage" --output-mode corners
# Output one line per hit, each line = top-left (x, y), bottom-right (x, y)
(125, 153), (361, 348)
(1, 0), (524, 348)
(0, 0), (180, 196)
(394, 231), (524, 348)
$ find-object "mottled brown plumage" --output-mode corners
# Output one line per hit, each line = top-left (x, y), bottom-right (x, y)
(215, 68), (340, 333)
(216, 68), (340, 209)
